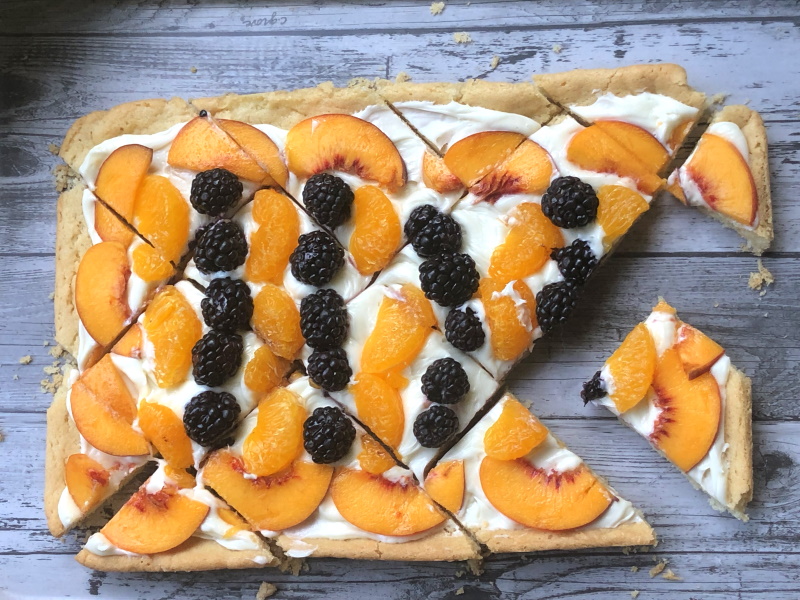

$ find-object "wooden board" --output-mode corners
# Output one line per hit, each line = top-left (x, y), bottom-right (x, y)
(0, 1), (798, 598)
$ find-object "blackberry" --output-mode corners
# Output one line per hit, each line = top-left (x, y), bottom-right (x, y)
(303, 406), (356, 464)
(536, 281), (579, 333)
(419, 253), (479, 307)
(302, 173), (354, 228)
(541, 176), (599, 228)
(307, 347), (352, 392)
(413, 405), (459, 448)
(551, 239), (598, 285)
(421, 358), (470, 405)
(190, 168), (243, 216)
(405, 205), (462, 258)
(290, 231), (344, 287)
(194, 219), (248, 274)
(581, 370), (607, 405)
(201, 277), (253, 332)
(192, 330), (244, 387)
(183, 390), (241, 447)
(444, 307), (485, 352)
(300, 289), (348, 350)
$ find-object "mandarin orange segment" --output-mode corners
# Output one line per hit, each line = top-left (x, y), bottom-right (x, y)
(142, 286), (203, 388)
(246, 189), (300, 284)
(65, 453), (111, 512)
(479, 278), (537, 361)
(358, 435), (398, 475)
(112, 324), (143, 358)
(596, 185), (650, 250)
(252, 284), (303, 359)
(360, 285), (436, 374)
(422, 150), (462, 193)
(471, 139), (554, 199)
(217, 119), (289, 188)
(484, 398), (548, 460)
(424, 460), (466, 513)
(351, 373), (405, 448)
(349, 185), (402, 275)
(443, 131), (525, 187)
(242, 388), (306, 477)
(244, 344), (290, 399)
(138, 401), (194, 469)
(606, 323), (657, 413)
(674, 323), (725, 379)
(594, 120), (671, 173)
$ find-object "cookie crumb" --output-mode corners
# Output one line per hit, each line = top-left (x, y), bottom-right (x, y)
(455, 588), (465, 596)
(466, 558), (484, 576)
(190, 66), (197, 74)
(279, 557), (305, 576)
(256, 582), (277, 600)
(552, 43), (563, 54)
(395, 71), (412, 83)
(661, 568), (682, 581)
(630, 565), (639, 572)
(631, 592), (640, 599)
(48, 143), (61, 156)
(453, 32), (472, 44)
(454, 569), (465, 577)
(649, 560), (667, 577)
(430, 1), (445, 15)
(53, 164), (73, 193)
(49, 291), (55, 300)
(490, 55), (500, 69)
(714, 302), (720, 308)
(710, 92), (729, 105)
(19, 355), (32, 365)
(748, 259), (774, 295)
(13, 374), (19, 381)
(49, 345), (66, 359)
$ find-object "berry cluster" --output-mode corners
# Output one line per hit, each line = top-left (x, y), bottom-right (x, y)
(301, 288), (352, 392)
(414, 357), (470, 448)
(303, 406), (356, 464)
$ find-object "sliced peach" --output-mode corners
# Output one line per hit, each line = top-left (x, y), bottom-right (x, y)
(218, 119), (289, 188)
(480, 458), (611, 530)
(285, 114), (406, 192)
(567, 125), (664, 195)
(483, 398), (548, 460)
(94, 144), (153, 246)
(422, 150), (462, 193)
(65, 453), (111, 512)
(246, 189), (300, 284)
(142, 286), (203, 388)
(167, 117), (268, 183)
(358, 435), (398, 476)
(685, 133), (757, 225)
(650, 348), (722, 471)
(667, 118), (695, 154)
(101, 485), (209, 554)
(674, 323), (725, 379)
(164, 466), (197, 489)
(244, 344), (290, 399)
(75, 241), (131, 347)
(424, 460), (465, 513)
(138, 401), (194, 469)
(112, 324), (142, 358)
(218, 507), (252, 537)
(596, 185), (650, 250)
(349, 185), (402, 275)
(667, 179), (687, 204)
(594, 120), (670, 173)
(606, 323), (657, 413)
(242, 388), (306, 477)
(203, 450), (333, 531)
(360, 285), (436, 374)
(471, 139), (554, 200)
(479, 278), (537, 361)
(252, 284), (303, 359)
(331, 468), (447, 536)
(443, 131), (524, 188)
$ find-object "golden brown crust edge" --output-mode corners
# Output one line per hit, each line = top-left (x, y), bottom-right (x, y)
(724, 366), (754, 520)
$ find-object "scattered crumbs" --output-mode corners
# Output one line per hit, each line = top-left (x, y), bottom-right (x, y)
(19, 355), (32, 365)
(661, 568), (683, 581)
(552, 43), (563, 54)
(49, 291), (55, 300)
(748, 259), (774, 295)
(13, 374), (19, 381)
(53, 164), (73, 192)
(255, 582), (277, 600)
(714, 302), (720, 308)
(764, 312), (769, 318)
(466, 558), (484, 576)
(710, 92), (729, 105)
(43, 340), (50, 346)
(631, 592), (640, 599)
(630, 565), (639, 573)
(278, 557), (305, 575)
(455, 588), (465, 596)
(453, 32), (472, 44)
(454, 569), (465, 577)
(490, 55), (500, 70)
(49, 345), (66, 359)
(649, 560), (667, 578)
(190, 66), (197, 74)
(430, 1), (445, 15)
(395, 71), (412, 83)
(48, 143), (61, 156)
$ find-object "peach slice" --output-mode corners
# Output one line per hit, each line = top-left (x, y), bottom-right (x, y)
(594, 120), (670, 173)
(70, 355), (150, 457)
(112, 324), (143, 358)
(667, 118), (695, 154)
(471, 139), (554, 200)
(480, 458), (611, 530)
(217, 119), (289, 188)
(75, 241), (131, 347)
(101, 485), (209, 554)
(246, 189), (300, 284)
(165, 465), (197, 490)
(606, 323), (657, 413)
(360, 284), (436, 374)
(567, 125), (664, 195)
(443, 131), (524, 188)
(242, 388), (306, 477)
(203, 450), (333, 531)
(685, 133), (757, 226)
(349, 185), (402, 275)
(422, 150), (462, 193)
(358, 435), (398, 476)
(331, 468), (447, 536)
(167, 117), (269, 183)
(252, 284), (303, 359)
(138, 401), (194, 469)
(674, 323), (725, 379)
(285, 114), (406, 192)
(142, 286), (203, 388)
(351, 373), (404, 473)
(424, 460), (465, 513)
(94, 144), (153, 246)
(479, 278), (537, 361)
(65, 453), (111, 512)
(483, 398), (548, 461)
(596, 185), (650, 250)
(650, 348), (722, 471)
(218, 507), (252, 537)
(244, 345), (290, 399)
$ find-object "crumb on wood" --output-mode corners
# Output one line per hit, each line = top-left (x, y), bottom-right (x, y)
(49, 345), (66, 359)
(630, 565), (639, 572)
(190, 66), (197, 73)
(710, 92), (729, 105)
(256, 582), (277, 600)
(278, 557), (305, 575)
(631, 591), (640, 599)
(455, 587), (465, 596)
(490, 55), (500, 69)
(13, 374), (19, 381)
(552, 43), (563, 54)
(453, 32), (472, 44)
(466, 558), (484, 576)
(53, 164), (73, 193)
(714, 302), (720, 308)
(49, 291), (55, 301)
(454, 569), (465, 577)
(430, 1), (445, 15)
(48, 143), (60, 156)
(19, 355), (32, 365)
(748, 259), (774, 295)
(395, 71), (412, 83)
(649, 560), (667, 577)
(661, 568), (683, 581)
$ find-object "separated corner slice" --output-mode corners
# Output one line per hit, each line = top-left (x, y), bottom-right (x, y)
(667, 105), (773, 254)
(582, 299), (753, 520)
(439, 392), (656, 552)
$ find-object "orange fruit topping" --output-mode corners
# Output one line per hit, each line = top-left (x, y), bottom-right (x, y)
(484, 398), (548, 460)
(252, 284), (303, 359)
(349, 185), (402, 275)
(246, 190), (300, 284)
(479, 277), (537, 361)
(242, 388), (306, 477)
(596, 185), (650, 250)
(606, 323), (657, 413)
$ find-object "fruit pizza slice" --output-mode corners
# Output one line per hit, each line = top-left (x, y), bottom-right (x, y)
(581, 299), (753, 520)
(201, 375), (479, 561)
(668, 105), (773, 254)
(439, 391), (656, 552)
(76, 460), (276, 571)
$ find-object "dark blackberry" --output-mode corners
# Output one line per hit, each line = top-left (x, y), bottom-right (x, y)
(421, 358), (470, 405)
(307, 348), (352, 392)
(413, 405), (459, 448)
(404, 204), (440, 242)
(541, 176), (599, 228)
(201, 277), (253, 332)
(300, 289), (348, 350)
(581, 370), (607, 405)
(194, 219), (248, 274)
(303, 406), (356, 464)
(406, 206), (462, 258)
(190, 168), (243, 216)
(444, 306), (485, 352)
(551, 239), (598, 285)
(192, 330), (244, 387)
(419, 252), (479, 307)
(536, 281), (579, 333)
(183, 390), (241, 447)
(302, 173), (354, 228)
(290, 231), (345, 287)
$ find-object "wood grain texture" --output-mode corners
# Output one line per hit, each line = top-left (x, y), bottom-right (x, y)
(0, 1), (798, 598)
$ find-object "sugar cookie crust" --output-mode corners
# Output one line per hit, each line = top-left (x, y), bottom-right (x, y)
(722, 366), (754, 520)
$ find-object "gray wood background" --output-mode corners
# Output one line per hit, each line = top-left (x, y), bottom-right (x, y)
(1, 1), (798, 598)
